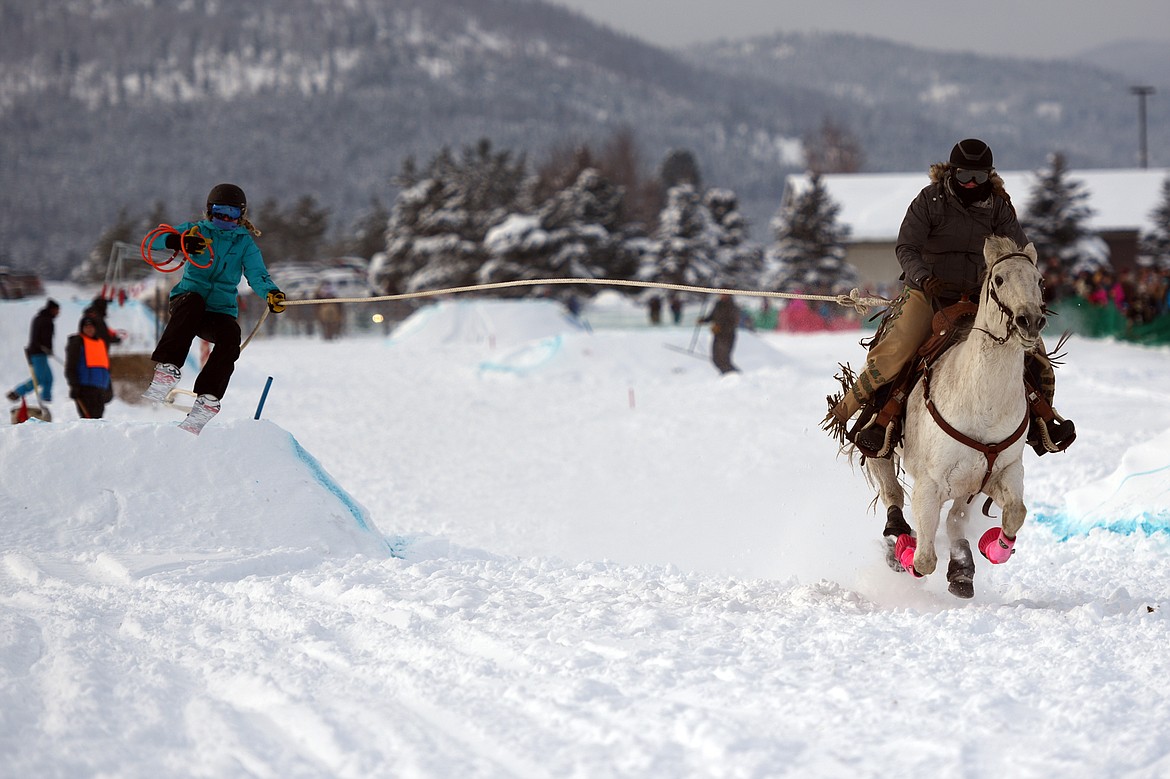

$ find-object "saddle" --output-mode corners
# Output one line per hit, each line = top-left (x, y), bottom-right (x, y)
(847, 298), (1073, 459)
(847, 299), (977, 458)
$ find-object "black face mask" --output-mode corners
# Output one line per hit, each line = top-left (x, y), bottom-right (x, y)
(952, 176), (993, 206)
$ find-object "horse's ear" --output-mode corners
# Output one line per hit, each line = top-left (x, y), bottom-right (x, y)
(1023, 242), (1039, 265)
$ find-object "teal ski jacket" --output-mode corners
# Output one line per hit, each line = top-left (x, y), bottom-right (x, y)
(152, 220), (279, 317)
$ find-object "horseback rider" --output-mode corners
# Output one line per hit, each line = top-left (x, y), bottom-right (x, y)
(826, 138), (1077, 457)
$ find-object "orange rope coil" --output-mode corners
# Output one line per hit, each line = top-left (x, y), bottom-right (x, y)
(140, 224), (214, 272)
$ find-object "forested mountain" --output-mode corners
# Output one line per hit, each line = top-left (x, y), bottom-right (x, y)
(686, 31), (1169, 173)
(1, 0), (1165, 279)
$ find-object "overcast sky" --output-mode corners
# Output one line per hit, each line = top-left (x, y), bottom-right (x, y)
(545, 0), (1170, 60)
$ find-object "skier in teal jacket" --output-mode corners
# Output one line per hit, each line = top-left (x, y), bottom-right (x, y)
(142, 183), (286, 434)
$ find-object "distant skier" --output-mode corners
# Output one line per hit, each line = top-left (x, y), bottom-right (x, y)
(141, 183), (286, 435)
(7, 298), (59, 404)
(697, 294), (741, 374)
(647, 294), (663, 325)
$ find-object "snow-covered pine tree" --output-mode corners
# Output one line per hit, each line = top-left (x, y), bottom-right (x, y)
(1021, 152), (1108, 274)
(704, 188), (763, 289)
(377, 139), (528, 294)
(763, 173), (855, 294)
(637, 184), (721, 287)
(480, 167), (635, 289)
(1139, 176), (1170, 270)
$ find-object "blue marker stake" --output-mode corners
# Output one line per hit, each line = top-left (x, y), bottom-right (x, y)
(254, 376), (274, 420)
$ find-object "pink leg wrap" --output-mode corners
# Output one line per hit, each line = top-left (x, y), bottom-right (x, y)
(895, 534), (924, 578)
(978, 527), (1016, 564)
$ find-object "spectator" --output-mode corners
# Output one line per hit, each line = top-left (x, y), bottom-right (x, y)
(315, 282), (343, 341)
(65, 316), (113, 419)
(82, 296), (123, 348)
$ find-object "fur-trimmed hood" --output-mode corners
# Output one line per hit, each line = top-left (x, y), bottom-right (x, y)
(929, 162), (1014, 208)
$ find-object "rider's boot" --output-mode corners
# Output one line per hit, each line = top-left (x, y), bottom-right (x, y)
(852, 384), (906, 459)
(1024, 353), (1076, 456)
(828, 388), (895, 458)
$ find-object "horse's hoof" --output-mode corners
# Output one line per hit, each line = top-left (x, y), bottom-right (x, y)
(948, 578), (975, 598)
(978, 527), (1016, 564)
(947, 539), (975, 598)
(894, 534), (924, 578)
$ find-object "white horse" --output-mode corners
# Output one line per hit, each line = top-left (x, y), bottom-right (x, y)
(865, 236), (1046, 598)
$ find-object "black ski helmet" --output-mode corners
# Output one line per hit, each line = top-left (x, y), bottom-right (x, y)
(206, 183), (247, 215)
(949, 139), (994, 170)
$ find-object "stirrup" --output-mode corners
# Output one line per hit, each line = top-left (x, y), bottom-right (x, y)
(854, 421), (895, 459)
(1028, 415), (1076, 456)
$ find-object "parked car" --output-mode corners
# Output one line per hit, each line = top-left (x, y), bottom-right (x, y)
(0, 266), (45, 299)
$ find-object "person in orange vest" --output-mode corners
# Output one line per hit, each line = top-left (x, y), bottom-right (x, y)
(64, 316), (113, 419)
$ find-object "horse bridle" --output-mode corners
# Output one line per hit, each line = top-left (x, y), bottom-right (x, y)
(978, 251), (1040, 346)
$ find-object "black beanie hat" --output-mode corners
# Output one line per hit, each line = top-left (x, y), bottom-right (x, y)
(206, 183), (247, 213)
(949, 139), (994, 169)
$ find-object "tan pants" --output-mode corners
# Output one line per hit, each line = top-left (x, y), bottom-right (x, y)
(848, 286), (1057, 410)
(849, 288), (935, 407)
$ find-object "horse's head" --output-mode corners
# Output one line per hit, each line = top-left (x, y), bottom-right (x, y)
(980, 236), (1046, 348)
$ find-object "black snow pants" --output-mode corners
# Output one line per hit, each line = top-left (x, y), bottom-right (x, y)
(151, 292), (242, 400)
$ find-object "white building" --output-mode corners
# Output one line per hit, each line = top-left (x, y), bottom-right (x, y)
(781, 168), (1170, 291)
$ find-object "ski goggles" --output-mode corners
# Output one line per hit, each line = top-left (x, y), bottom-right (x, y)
(954, 168), (991, 185)
(210, 204), (243, 220)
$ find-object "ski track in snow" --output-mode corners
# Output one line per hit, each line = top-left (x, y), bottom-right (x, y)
(2, 294), (1170, 777)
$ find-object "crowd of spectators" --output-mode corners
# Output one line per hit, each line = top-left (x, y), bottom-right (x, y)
(1042, 261), (1170, 327)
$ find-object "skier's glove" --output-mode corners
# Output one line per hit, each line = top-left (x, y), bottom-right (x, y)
(921, 276), (962, 300)
(266, 291), (287, 313)
(164, 233), (208, 254)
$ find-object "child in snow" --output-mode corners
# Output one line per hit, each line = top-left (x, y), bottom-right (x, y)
(141, 183), (286, 434)
(65, 316), (113, 419)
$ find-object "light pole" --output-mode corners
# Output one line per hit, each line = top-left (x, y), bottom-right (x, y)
(1130, 86), (1155, 168)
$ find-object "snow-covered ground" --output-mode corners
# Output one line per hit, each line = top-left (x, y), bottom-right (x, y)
(3, 287), (1170, 778)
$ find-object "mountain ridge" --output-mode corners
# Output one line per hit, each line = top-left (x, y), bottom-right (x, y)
(1, 0), (1165, 278)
